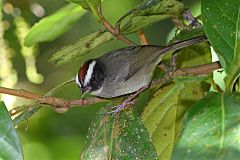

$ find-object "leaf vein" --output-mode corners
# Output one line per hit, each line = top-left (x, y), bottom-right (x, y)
(212, 1), (237, 24)
(220, 94), (225, 149)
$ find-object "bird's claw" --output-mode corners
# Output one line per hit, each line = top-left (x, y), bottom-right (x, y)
(106, 100), (135, 114)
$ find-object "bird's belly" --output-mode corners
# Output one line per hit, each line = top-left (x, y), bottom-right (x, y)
(97, 67), (154, 98)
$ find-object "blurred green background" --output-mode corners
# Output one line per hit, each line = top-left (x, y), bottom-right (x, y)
(0, 0), (202, 159)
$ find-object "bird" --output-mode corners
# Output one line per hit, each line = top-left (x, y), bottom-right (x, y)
(76, 35), (207, 98)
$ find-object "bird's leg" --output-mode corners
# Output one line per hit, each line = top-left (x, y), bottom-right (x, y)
(106, 100), (136, 114)
(157, 50), (179, 74)
(157, 63), (168, 72)
(162, 50), (179, 80)
(106, 85), (149, 114)
(170, 50), (178, 72)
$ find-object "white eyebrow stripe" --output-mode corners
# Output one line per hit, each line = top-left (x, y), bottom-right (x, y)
(75, 73), (81, 87)
(84, 61), (96, 86)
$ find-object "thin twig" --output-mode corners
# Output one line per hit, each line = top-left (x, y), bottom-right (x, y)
(97, 4), (136, 46)
(0, 87), (106, 109)
(151, 61), (221, 86)
(176, 61), (221, 76)
(139, 29), (148, 45)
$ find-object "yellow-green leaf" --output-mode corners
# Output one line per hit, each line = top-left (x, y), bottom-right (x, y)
(49, 30), (113, 66)
(119, 0), (184, 34)
(67, 0), (101, 20)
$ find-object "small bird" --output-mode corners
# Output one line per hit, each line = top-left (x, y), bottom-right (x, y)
(76, 36), (207, 98)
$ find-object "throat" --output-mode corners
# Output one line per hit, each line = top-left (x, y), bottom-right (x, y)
(90, 86), (103, 96)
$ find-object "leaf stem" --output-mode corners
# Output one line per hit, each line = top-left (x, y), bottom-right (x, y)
(97, 4), (136, 46)
(138, 29), (149, 45)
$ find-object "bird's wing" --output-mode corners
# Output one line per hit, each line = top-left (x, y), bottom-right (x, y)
(98, 45), (164, 83)
(97, 35), (207, 83)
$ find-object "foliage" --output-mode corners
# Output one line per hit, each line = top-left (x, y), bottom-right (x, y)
(172, 92), (240, 160)
(0, 102), (23, 160)
(81, 107), (158, 159)
(24, 4), (86, 46)
(0, 0), (240, 159)
(49, 30), (114, 66)
(202, 0), (240, 91)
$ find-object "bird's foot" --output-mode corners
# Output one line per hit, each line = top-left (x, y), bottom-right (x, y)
(106, 100), (135, 114)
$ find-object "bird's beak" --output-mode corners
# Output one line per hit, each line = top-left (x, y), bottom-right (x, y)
(81, 87), (91, 98)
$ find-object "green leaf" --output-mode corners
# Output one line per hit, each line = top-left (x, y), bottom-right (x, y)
(67, 0), (101, 20)
(174, 40), (212, 134)
(67, 0), (99, 11)
(49, 30), (113, 66)
(24, 4), (85, 46)
(176, 41), (211, 68)
(226, 39), (240, 91)
(0, 102), (23, 160)
(173, 28), (206, 42)
(81, 107), (158, 159)
(67, 0), (91, 10)
(172, 92), (240, 160)
(202, 0), (240, 74)
(142, 39), (212, 159)
(119, 0), (184, 34)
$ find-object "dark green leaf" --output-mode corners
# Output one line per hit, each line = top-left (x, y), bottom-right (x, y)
(202, 0), (240, 74)
(172, 92), (240, 160)
(81, 107), (158, 159)
(24, 4), (85, 46)
(142, 40), (211, 159)
(0, 102), (23, 160)
(173, 28), (206, 42)
(119, 0), (184, 34)
(67, 0), (100, 20)
(49, 30), (113, 66)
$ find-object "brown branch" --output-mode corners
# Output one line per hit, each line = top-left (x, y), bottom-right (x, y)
(176, 62), (221, 75)
(97, 4), (136, 46)
(151, 61), (221, 86)
(0, 87), (107, 109)
(139, 29), (148, 45)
